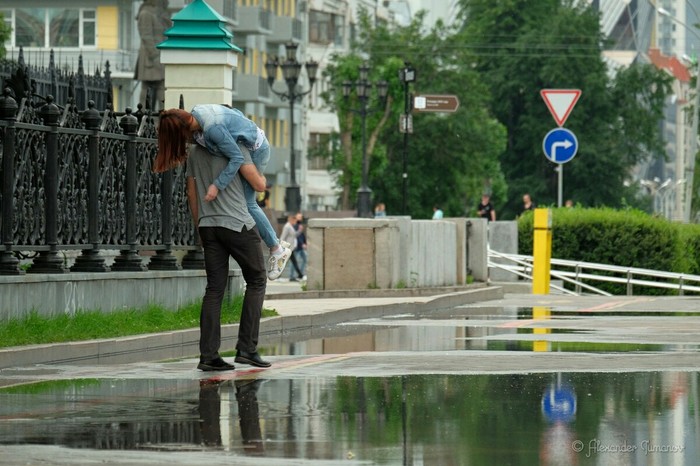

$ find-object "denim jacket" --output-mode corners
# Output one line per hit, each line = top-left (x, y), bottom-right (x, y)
(191, 104), (259, 191)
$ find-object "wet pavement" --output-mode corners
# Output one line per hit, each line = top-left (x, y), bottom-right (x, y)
(1, 288), (700, 465)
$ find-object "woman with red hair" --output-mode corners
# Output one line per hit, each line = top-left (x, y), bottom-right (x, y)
(155, 105), (292, 280)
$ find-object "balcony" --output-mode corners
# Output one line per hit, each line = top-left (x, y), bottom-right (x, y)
(268, 16), (303, 43)
(234, 74), (271, 103)
(236, 6), (272, 35)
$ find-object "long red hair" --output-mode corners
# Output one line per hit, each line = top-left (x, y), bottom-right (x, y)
(153, 109), (196, 173)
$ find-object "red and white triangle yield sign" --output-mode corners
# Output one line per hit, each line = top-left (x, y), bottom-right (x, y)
(540, 89), (581, 127)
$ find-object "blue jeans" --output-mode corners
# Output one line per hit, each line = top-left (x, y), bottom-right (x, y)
(290, 249), (307, 279)
(244, 142), (278, 249)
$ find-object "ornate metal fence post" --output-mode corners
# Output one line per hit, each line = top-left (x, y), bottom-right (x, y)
(112, 108), (146, 271)
(148, 168), (181, 270)
(71, 101), (109, 272)
(0, 88), (23, 275)
(30, 95), (68, 273)
(181, 239), (205, 269)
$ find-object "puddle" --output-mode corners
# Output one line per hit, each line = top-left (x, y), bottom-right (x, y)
(0, 372), (697, 464)
(257, 306), (700, 355)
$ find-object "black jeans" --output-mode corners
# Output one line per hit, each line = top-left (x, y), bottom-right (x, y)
(198, 226), (267, 361)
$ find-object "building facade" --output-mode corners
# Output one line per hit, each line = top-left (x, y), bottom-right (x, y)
(0, 0), (406, 212)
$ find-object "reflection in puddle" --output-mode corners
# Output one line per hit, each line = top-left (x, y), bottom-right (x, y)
(256, 305), (700, 356)
(0, 372), (698, 464)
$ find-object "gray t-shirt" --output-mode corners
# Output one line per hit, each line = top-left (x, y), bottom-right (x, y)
(185, 143), (255, 232)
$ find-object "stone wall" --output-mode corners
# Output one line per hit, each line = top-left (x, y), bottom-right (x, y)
(0, 270), (243, 321)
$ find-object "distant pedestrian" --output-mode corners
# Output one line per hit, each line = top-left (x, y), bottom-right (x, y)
(289, 212), (307, 282)
(432, 205), (444, 219)
(280, 213), (304, 280)
(522, 193), (536, 214)
(565, 199), (574, 208)
(477, 194), (496, 222)
(374, 203), (387, 217)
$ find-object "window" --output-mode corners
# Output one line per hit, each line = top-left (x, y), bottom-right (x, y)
(10, 8), (96, 48)
(81, 10), (96, 47)
(309, 9), (343, 46)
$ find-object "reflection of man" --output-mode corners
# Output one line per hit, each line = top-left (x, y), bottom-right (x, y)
(197, 378), (265, 453)
(135, 0), (171, 110)
(235, 379), (264, 455)
(198, 380), (223, 446)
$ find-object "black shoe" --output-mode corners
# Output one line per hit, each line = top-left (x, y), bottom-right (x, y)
(197, 357), (235, 371)
(235, 350), (271, 368)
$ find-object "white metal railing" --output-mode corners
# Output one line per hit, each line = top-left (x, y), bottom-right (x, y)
(488, 249), (700, 296)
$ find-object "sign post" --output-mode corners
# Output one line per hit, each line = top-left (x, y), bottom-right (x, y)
(541, 89), (581, 207)
(413, 94), (460, 113)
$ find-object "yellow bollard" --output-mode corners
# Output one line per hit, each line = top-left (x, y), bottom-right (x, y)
(532, 306), (551, 352)
(532, 208), (552, 295)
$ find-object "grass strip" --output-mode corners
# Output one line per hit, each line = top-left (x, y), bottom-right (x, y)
(0, 296), (278, 348)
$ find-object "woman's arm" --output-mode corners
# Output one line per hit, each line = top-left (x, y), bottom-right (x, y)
(207, 126), (245, 191)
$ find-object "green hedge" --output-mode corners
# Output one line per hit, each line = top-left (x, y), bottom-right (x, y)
(517, 208), (700, 295)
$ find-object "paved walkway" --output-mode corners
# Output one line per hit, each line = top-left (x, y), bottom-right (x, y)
(0, 281), (503, 371)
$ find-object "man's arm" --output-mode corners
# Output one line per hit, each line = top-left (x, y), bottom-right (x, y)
(490, 208), (496, 222)
(187, 176), (198, 226)
(239, 164), (267, 192)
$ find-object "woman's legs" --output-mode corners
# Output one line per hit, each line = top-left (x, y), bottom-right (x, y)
(246, 144), (279, 250)
(244, 181), (278, 249)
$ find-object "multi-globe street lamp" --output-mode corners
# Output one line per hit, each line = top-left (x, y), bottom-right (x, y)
(342, 63), (388, 218)
(265, 42), (318, 214)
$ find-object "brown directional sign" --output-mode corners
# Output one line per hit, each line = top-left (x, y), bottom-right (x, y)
(413, 94), (460, 113)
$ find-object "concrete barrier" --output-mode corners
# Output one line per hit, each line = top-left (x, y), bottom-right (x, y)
(306, 217), (466, 290)
(488, 221), (519, 282)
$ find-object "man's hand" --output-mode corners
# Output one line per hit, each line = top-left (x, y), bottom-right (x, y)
(205, 184), (219, 202)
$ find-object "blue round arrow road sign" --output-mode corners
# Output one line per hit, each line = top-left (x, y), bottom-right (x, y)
(541, 384), (577, 423)
(543, 128), (578, 164)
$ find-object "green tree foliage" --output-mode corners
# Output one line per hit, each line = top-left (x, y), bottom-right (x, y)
(0, 11), (9, 59)
(320, 10), (507, 218)
(456, 0), (672, 218)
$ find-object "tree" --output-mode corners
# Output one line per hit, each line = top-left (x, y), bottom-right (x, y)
(319, 10), (507, 218)
(0, 11), (9, 59)
(456, 0), (672, 218)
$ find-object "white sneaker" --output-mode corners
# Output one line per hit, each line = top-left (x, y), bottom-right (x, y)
(268, 245), (292, 280)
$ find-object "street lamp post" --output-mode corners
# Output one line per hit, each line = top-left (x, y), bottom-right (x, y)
(399, 63), (416, 215)
(265, 42), (318, 214)
(342, 63), (388, 218)
(657, 6), (699, 222)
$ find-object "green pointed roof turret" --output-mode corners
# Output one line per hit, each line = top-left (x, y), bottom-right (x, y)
(158, 0), (242, 52)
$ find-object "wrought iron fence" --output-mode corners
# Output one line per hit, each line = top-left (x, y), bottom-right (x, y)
(0, 53), (203, 275)
(1, 48), (111, 112)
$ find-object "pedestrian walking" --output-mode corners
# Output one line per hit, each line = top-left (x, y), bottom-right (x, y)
(289, 212), (307, 281)
(477, 194), (496, 222)
(279, 213), (304, 280)
(522, 193), (536, 214)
